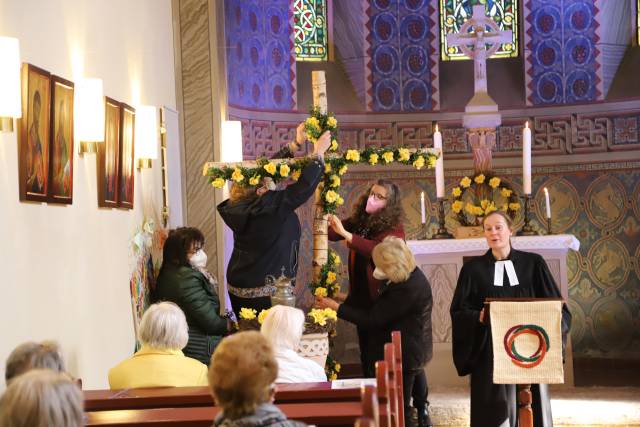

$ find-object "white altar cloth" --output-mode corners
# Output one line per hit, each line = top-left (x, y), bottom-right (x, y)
(407, 234), (580, 255)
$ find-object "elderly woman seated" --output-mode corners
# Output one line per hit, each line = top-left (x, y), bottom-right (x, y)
(0, 369), (83, 427)
(209, 331), (305, 427)
(5, 340), (66, 385)
(261, 305), (326, 383)
(108, 302), (208, 389)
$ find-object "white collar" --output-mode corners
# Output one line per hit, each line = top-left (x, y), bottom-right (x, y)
(494, 260), (519, 287)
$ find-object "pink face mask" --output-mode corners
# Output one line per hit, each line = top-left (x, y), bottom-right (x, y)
(365, 195), (386, 214)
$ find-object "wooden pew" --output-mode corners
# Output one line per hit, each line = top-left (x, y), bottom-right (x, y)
(391, 331), (404, 427)
(359, 385), (379, 427)
(383, 344), (400, 427)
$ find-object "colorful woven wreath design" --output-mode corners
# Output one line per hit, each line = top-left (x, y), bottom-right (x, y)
(503, 324), (550, 369)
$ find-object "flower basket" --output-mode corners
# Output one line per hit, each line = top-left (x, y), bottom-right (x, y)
(453, 225), (484, 239)
(298, 332), (329, 368)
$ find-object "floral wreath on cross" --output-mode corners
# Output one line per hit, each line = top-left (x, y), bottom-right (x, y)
(450, 173), (521, 227)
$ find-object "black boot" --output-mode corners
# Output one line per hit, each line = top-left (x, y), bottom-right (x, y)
(417, 406), (433, 427)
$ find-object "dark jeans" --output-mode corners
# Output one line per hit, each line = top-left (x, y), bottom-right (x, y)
(357, 326), (375, 378)
(403, 369), (429, 426)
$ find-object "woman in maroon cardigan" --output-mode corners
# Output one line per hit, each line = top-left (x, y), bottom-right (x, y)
(327, 179), (404, 377)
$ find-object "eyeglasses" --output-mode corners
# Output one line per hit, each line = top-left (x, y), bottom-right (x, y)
(369, 191), (387, 201)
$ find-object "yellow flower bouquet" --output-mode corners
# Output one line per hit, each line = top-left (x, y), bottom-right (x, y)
(237, 307), (271, 331)
(304, 308), (338, 334)
(451, 173), (520, 226)
(304, 106), (339, 152)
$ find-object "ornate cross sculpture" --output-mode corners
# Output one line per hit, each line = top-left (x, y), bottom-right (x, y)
(446, 5), (512, 174)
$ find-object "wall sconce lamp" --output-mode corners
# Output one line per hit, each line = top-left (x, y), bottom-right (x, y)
(74, 78), (104, 155)
(220, 120), (243, 163)
(0, 37), (22, 132)
(135, 105), (158, 169)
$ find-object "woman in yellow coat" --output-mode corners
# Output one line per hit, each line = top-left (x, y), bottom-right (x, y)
(108, 302), (208, 389)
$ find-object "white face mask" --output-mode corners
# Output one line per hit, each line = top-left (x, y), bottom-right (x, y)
(190, 249), (208, 269)
(372, 267), (387, 280)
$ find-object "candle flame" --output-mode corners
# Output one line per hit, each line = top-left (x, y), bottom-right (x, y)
(525, 121), (529, 128)
(435, 124), (439, 133)
(544, 187), (548, 194)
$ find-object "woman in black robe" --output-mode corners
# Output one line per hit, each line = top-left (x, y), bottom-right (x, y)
(450, 211), (571, 427)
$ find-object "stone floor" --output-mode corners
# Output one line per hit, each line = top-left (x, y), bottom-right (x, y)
(427, 386), (640, 426)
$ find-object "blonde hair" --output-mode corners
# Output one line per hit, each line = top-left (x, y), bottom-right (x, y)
(371, 236), (416, 283)
(138, 302), (189, 350)
(261, 305), (305, 351)
(229, 183), (258, 204)
(5, 341), (65, 385)
(208, 331), (277, 419)
(0, 369), (83, 427)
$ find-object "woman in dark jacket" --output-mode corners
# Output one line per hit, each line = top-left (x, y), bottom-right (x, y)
(316, 236), (433, 427)
(327, 179), (405, 377)
(217, 131), (331, 312)
(153, 227), (228, 365)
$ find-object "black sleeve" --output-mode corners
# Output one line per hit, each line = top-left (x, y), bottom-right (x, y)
(273, 158), (324, 216)
(338, 282), (416, 330)
(179, 271), (228, 335)
(270, 144), (295, 160)
(449, 263), (488, 376)
(533, 255), (572, 358)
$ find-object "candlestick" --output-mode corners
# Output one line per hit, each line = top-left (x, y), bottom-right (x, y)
(432, 198), (453, 239)
(523, 121), (532, 195)
(517, 194), (537, 236)
(543, 187), (551, 219)
(420, 191), (426, 224)
(433, 124), (445, 198)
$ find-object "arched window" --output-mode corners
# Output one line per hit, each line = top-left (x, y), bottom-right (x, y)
(440, 0), (518, 61)
(294, 0), (328, 61)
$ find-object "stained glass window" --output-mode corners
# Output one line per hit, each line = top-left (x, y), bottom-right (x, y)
(440, 0), (518, 61)
(294, 0), (328, 61)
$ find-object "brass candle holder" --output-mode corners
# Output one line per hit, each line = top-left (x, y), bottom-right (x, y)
(432, 198), (453, 239)
(517, 194), (536, 236)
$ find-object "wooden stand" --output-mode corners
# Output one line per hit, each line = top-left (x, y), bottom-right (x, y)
(517, 384), (533, 427)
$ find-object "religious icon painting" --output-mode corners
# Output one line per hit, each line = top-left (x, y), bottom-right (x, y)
(48, 75), (74, 204)
(118, 103), (135, 209)
(97, 97), (120, 208)
(18, 63), (51, 202)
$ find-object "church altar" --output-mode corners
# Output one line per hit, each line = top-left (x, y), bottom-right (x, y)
(407, 234), (579, 387)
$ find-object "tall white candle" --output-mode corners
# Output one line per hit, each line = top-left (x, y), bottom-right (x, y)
(420, 191), (426, 224)
(433, 124), (445, 198)
(544, 187), (551, 219)
(523, 121), (532, 194)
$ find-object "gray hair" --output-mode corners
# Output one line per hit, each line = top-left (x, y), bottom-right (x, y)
(0, 369), (83, 427)
(5, 341), (65, 385)
(260, 305), (305, 351)
(138, 302), (189, 350)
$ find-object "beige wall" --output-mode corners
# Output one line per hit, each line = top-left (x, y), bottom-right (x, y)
(0, 0), (176, 390)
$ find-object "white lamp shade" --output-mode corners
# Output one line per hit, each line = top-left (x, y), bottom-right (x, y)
(74, 78), (104, 142)
(0, 37), (21, 118)
(135, 105), (158, 159)
(221, 120), (243, 162)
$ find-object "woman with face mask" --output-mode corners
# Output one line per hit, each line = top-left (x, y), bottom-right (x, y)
(153, 227), (229, 365)
(326, 179), (405, 378)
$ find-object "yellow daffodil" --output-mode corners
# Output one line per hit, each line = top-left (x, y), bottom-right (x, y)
(325, 163), (332, 173)
(337, 196), (344, 206)
(249, 175), (261, 186)
(474, 174), (485, 184)
(428, 156), (437, 168)
(279, 164), (290, 177)
(452, 187), (462, 197)
(212, 178), (225, 188)
(368, 153), (379, 165)
(465, 203), (476, 214)
(413, 156), (425, 170)
(325, 190), (339, 203)
(329, 373), (337, 380)
(398, 148), (410, 162)
(231, 168), (244, 182)
(327, 116), (338, 128)
(480, 199), (490, 210)
(500, 188), (512, 198)
(489, 177), (501, 188)
(382, 151), (394, 163)
(509, 202), (521, 211)
(345, 150), (360, 162)
(338, 165), (348, 175)
(307, 134), (317, 143)
(331, 283), (341, 294)
(332, 253), (341, 265)
(291, 170), (301, 181)
(460, 176), (472, 188)
(330, 139), (338, 151)
(452, 200), (464, 213)
(485, 202), (497, 214)
(323, 308), (337, 320)
(326, 271), (337, 284)
(501, 203), (509, 211)
(202, 164), (210, 176)
(258, 309), (270, 324)
(330, 175), (340, 188)
(239, 308), (257, 320)
(334, 363), (341, 372)
(314, 287), (328, 297)
(305, 116), (320, 130)
(264, 162), (276, 175)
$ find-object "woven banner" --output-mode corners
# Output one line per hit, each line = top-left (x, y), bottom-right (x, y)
(490, 301), (564, 384)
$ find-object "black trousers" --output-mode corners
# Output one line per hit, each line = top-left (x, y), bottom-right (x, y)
(403, 368), (429, 426)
